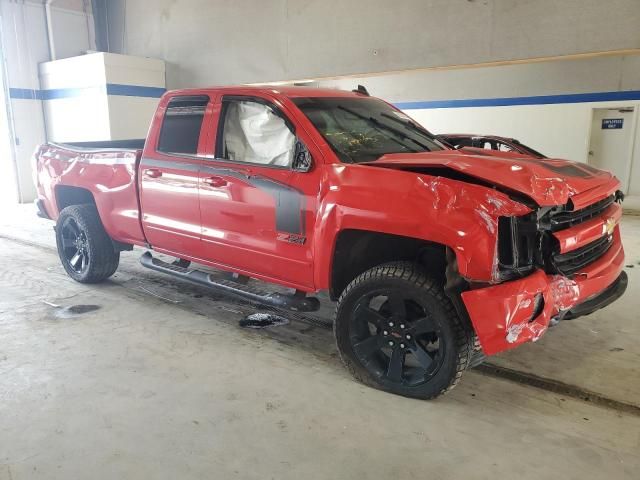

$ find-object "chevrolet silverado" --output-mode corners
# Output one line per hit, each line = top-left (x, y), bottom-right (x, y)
(34, 85), (628, 399)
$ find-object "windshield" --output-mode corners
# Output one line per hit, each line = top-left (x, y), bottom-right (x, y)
(292, 97), (446, 163)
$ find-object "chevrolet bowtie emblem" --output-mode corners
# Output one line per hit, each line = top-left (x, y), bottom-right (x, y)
(603, 217), (616, 236)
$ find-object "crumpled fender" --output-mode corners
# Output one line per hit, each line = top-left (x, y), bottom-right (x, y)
(313, 163), (531, 289)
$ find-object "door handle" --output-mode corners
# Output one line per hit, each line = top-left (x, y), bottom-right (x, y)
(144, 168), (162, 178)
(203, 176), (228, 187)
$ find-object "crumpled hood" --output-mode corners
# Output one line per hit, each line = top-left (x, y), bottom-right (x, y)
(365, 149), (620, 207)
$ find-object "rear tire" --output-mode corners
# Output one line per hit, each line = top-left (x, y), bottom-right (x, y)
(334, 262), (474, 399)
(55, 204), (120, 283)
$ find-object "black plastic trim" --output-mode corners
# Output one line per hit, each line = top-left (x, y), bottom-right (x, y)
(549, 195), (615, 232)
(552, 235), (613, 276)
(139, 252), (320, 312)
(564, 271), (628, 319)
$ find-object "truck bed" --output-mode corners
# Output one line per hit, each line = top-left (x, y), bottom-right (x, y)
(34, 142), (147, 246)
(58, 139), (146, 150)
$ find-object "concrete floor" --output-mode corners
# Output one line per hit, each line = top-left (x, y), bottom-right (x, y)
(622, 195), (640, 215)
(1, 206), (639, 479)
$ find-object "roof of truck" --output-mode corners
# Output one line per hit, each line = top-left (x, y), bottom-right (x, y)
(165, 85), (365, 99)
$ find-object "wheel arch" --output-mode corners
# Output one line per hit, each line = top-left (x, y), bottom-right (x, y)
(55, 185), (96, 213)
(329, 229), (448, 301)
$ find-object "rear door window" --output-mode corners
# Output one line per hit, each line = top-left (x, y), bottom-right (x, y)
(157, 96), (209, 155)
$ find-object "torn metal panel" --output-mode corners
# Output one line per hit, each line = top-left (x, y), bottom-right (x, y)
(549, 275), (580, 311)
(461, 230), (626, 356)
(461, 270), (553, 355)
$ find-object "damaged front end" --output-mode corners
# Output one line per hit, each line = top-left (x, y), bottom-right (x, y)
(346, 153), (627, 357)
(460, 191), (627, 355)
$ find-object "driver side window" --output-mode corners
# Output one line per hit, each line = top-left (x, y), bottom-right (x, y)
(218, 99), (296, 167)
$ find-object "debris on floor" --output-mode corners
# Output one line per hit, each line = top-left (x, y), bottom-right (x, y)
(53, 304), (101, 319)
(239, 313), (290, 329)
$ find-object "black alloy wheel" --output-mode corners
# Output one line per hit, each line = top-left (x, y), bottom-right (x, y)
(60, 217), (90, 274)
(350, 289), (445, 386)
(55, 204), (120, 283)
(335, 262), (473, 399)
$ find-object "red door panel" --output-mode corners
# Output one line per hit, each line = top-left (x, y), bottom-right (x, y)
(198, 162), (315, 289)
(139, 157), (202, 255)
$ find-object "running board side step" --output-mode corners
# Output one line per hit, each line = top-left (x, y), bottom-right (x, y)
(139, 252), (320, 312)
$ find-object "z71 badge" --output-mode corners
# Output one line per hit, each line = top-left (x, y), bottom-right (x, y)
(277, 233), (306, 245)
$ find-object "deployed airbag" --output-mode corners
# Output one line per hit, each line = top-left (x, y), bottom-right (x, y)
(223, 101), (295, 167)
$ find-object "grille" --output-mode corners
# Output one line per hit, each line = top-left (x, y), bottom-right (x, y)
(551, 234), (614, 276)
(497, 193), (620, 280)
(548, 195), (615, 232)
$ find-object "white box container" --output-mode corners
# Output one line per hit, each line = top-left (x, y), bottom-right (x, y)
(39, 52), (166, 143)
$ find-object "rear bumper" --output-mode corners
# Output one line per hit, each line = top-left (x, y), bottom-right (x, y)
(462, 227), (626, 356)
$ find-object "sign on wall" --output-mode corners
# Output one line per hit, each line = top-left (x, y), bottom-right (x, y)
(602, 118), (624, 129)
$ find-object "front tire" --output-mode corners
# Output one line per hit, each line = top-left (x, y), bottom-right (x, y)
(55, 204), (120, 283)
(335, 262), (474, 399)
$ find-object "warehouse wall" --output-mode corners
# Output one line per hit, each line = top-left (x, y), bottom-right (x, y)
(0, 50), (15, 204)
(1, 1), (51, 203)
(0, 0), (94, 202)
(104, 0), (640, 88)
(47, 0), (95, 60)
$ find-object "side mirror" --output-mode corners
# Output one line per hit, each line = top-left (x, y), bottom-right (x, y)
(292, 140), (313, 172)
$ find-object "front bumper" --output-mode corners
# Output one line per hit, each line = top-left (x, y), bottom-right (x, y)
(564, 270), (627, 319)
(461, 227), (626, 356)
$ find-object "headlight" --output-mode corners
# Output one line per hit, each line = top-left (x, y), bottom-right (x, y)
(497, 213), (538, 281)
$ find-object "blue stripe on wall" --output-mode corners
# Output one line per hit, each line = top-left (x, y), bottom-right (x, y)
(106, 84), (167, 98)
(394, 90), (640, 109)
(8, 88), (41, 100)
(9, 83), (166, 100)
(9, 86), (640, 108)
(40, 86), (106, 100)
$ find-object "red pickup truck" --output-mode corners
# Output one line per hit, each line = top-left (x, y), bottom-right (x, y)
(34, 85), (627, 399)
